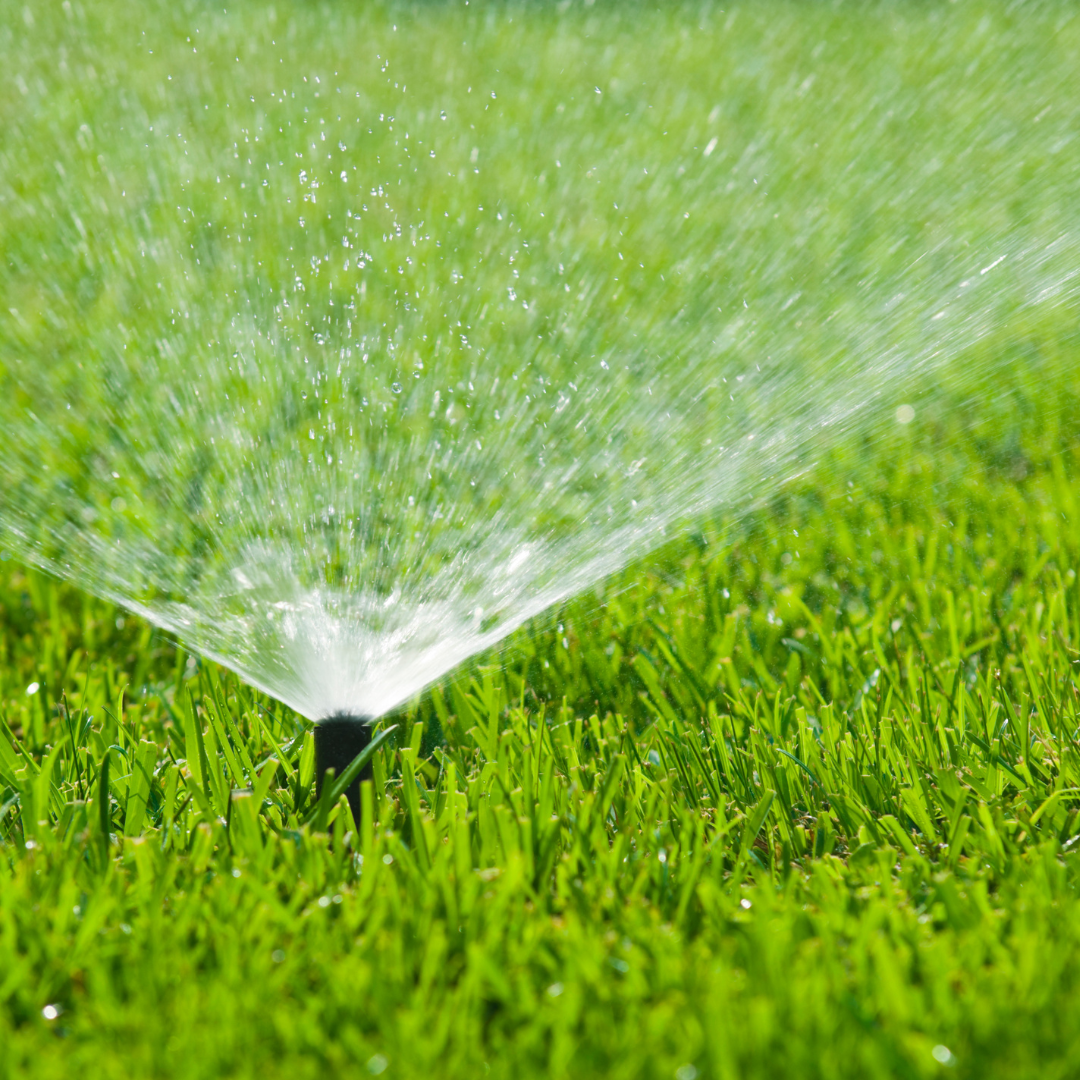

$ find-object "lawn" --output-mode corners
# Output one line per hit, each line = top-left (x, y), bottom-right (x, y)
(3, 1), (1080, 1078)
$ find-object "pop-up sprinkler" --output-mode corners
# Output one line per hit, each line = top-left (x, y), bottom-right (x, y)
(313, 714), (373, 825)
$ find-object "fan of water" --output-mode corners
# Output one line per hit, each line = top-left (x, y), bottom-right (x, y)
(1, 3), (1078, 720)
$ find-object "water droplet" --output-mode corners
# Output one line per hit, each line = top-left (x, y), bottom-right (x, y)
(931, 1046), (955, 1066)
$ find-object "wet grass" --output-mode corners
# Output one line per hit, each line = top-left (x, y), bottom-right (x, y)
(4, 371), (1080, 1079)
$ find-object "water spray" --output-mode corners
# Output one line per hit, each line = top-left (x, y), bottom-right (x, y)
(2, 6), (1078, 727)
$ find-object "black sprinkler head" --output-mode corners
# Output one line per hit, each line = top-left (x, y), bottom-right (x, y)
(314, 714), (373, 826)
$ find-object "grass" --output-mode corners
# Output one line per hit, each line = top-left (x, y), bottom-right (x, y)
(4, 374), (1080, 1078)
(3, 1), (1080, 1078)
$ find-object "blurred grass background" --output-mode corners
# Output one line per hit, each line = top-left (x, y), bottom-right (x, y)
(2, 0), (1078, 617)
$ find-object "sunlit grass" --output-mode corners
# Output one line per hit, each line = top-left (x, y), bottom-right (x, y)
(3, 366), (1080, 1076)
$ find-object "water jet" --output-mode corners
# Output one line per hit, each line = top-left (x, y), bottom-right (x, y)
(1, 3), (1078, 730)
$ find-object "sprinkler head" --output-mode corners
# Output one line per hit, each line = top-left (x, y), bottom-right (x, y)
(313, 714), (373, 826)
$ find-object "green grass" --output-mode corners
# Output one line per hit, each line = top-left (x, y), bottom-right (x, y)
(4, 1), (1080, 1078)
(4, 375), (1080, 1078)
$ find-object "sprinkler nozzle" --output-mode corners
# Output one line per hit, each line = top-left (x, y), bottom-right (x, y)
(313, 714), (373, 826)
